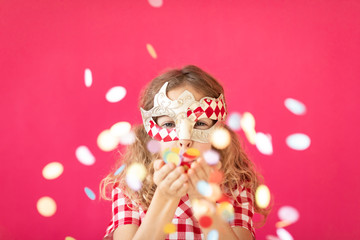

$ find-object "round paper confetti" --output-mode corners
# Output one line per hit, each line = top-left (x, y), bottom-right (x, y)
(207, 183), (222, 202)
(199, 215), (213, 228)
(255, 132), (273, 155)
(276, 228), (294, 240)
(148, 0), (163, 8)
(42, 162), (64, 180)
(183, 148), (200, 159)
(197, 180), (213, 197)
(255, 184), (271, 209)
(65, 237), (76, 240)
(146, 43), (157, 59)
(278, 206), (299, 223)
(163, 223), (176, 234)
(84, 187), (96, 200)
(75, 145), (96, 165)
(106, 86), (127, 103)
(207, 229), (219, 240)
(114, 164), (126, 176)
(37, 196), (57, 217)
(241, 112), (256, 144)
(192, 199), (214, 218)
(210, 128), (231, 149)
(203, 149), (220, 165)
(147, 140), (161, 153)
(209, 169), (223, 184)
(97, 129), (119, 151)
(286, 133), (311, 150)
(110, 121), (131, 138)
(266, 235), (280, 240)
(127, 163), (147, 181)
(84, 68), (92, 87)
(118, 131), (136, 145)
(275, 220), (292, 228)
(166, 152), (181, 166)
(284, 98), (306, 115)
(126, 174), (142, 191)
(171, 147), (181, 154)
(217, 202), (234, 222)
(227, 112), (241, 131)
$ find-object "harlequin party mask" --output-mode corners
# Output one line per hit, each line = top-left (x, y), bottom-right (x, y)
(140, 82), (227, 143)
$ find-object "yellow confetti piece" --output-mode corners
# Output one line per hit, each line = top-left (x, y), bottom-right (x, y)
(127, 163), (147, 181)
(167, 152), (181, 165)
(37, 196), (57, 217)
(171, 147), (180, 154)
(241, 112), (256, 145)
(164, 223), (176, 234)
(97, 129), (119, 151)
(210, 128), (231, 149)
(185, 148), (200, 157)
(255, 184), (271, 208)
(42, 162), (64, 180)
(65, 237), (76, 240)
(275, 220), (293, 228)
(146, 43), (157, 59)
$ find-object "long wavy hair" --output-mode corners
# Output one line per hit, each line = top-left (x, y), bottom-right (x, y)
(100, 65), (270, 226)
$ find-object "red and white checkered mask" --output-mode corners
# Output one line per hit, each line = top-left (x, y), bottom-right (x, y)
(140, 82), (227, 143)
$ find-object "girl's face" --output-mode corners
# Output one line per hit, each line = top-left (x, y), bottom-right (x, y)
(156, 84), (214, 154)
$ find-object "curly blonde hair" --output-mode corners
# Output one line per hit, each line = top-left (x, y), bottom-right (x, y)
(100, 65), (270, 226)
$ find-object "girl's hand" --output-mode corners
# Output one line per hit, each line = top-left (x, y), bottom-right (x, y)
(187, 158), (221, 201)
(153, 159), (189, 199)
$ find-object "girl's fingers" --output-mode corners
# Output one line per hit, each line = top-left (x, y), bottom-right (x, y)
(154, 163), (176, 183)
(154, 159), (165, 171)
(163, 166), (184, 186)
(169, 173), (188, 192)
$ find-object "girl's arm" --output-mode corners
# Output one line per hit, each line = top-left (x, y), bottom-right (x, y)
(113, 161), (188, 240)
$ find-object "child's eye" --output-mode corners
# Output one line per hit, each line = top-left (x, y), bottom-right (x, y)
(195, 122), (207, 127)
(161, 122), (176, 128)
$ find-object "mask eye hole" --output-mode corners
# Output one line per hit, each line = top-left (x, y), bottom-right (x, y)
(194, 119), (217, 130)
(155, 115), (176, 129)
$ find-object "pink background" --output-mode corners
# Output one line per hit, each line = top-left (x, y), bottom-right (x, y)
(1, 0), (360, 239)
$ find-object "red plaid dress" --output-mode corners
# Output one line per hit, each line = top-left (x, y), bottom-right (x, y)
(104, 185), (255, 239)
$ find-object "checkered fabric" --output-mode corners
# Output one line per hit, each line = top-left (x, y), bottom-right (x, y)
(187, 97), (227, 122)
(103, 185), (255, 240)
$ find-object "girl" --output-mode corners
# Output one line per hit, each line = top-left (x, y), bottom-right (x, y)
(101, 65), (269, 240)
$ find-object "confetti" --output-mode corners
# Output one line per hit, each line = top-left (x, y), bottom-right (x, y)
(197, 180), (213, 197)
(275, 220), (292, 228)
(278, 206), (299, 223)
(255, 184), (271, 209)
(207, 229), (219, 240)
(147, 140), (161, 153)
(148, 0), (163, 8)
(192, 199), (215, 218)
(146, 43), (157, 59)
(199, 215), (213, 228)
(266, 235), (280, 240)
(97, 129), (119, 151)
(110, 121), (131, 138)
(42, 162), (64, 180)
(118, 131), (136, 145)
(183, 148), (200, 160)
(75, 145), (96, 165)
(65, 237), (76, 240)
(203, 149), (220, 165)
(207, 183), (222, 202)
(126, 174), (142, 191)
(114, 164), (126, 176)
(210, 128), (231, 149)
(163, 223), (176, 234)
(84, 68), (92, 87)
(37, 196), (57, 217)
(209, 169), (223, 184)
(166, 152), (181, 166)
(286, 133), (311, 151)
(241, 112), (256, 144)
(217, 202), (234, 222)
(127, 163), (147, 181)
(227, 112), (242, 131)
(84, 187), (96, 200)
(276, 228), (294, 240)
(255, 132), (273, 155)
(106, 86), (127, 103)
(284, 98), (306, 115)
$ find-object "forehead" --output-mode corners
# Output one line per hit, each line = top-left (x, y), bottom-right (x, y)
(166, 85), (205, 101)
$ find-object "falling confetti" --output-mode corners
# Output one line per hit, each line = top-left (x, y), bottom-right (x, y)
(255, 132), (273, 155)
(65, 237), (76, 240)
(197, 180), (213, 197)
(217, 202), (234, 222)
(210, 128), (231, 149)
(192, 199), (215, 218)
(203, 149), (220, 165)
(255, 184), (271, 209)
(227, 112), (242, 131)
(114, 164), (126, 176)
(208, 169), (223, 184)
(240, 112), (256, 144)
(37, 196), (57, 217)
(110, 121), (131, 139)
(42, 162), (64, 180)
(199, 215), (213, 228)
(275, 220), (293, 229)
(97, 129), (119, 151)
(106, 86), (127, 103)
(84, 187), (96, 200)
(207, 183), (222, 202)
(146, 43), (157, 59)
(207, 229), (219, 240)
(126, 174), (142, 191)
(118, 130), (136, 145)
(286, 133), (311, 150)
(278, 206), (299, 224)
(148, 0), (163, 8)
(276, 228), (294, 240)
(127, 163), (147, 181)
(163, 223), (176, 234)
(75, 145), (96, 165)
(284, 98), (306, 115)
(147, 139), (161, 153)
(84, 68), (92, 87)
(266, 235), (280, 240)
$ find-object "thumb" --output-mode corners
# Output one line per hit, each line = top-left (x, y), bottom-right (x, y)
(154, 159), (165, 171)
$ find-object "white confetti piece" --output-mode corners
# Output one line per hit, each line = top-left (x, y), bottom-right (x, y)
(227, 112), (241, 131)
(42, 162), (64, 180)
(278, 206), (299, 223)
(106, 86), (127, 103)
(37, 196), (57, 217)
(84, 68), (92, 87)
(284, 98), (306, 115)
(148, 0), (163, 7)
(75, 146), (96, 165)
(277, 228), (294, 240)
(255, 184), (271, 208)
(97, 129), (119, 151)
(255, 132), (273, 155)
(286, 133), (311, 150)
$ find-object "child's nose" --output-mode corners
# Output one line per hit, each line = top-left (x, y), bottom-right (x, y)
(178, 139), (192, 149)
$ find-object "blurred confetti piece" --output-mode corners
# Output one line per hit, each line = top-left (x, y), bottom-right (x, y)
(210, 128), (231, 149)
(203, 149), (220, 165)
(42, 162), (64, 180)
(148, 0), (163, 7)
(84, 187), (96, 200)
(163, 223), (176, 234)
(275, 220), (292, 229)
(286, 133), (311, 150)
(284, 98), (306, 115)
(227, 112), (242, 131)
(276, 228), (294, 240)
(146, 43), (157, 59)
(75, 146), (96, 165)
(209, 169), (223, 184)
(147, 140), (161, 153)
(110, 122), (131, 138)
(37, 196), (57, 217)
(217, 202), (234, 222)
(65, 237), (76, 240)
(119, 131), (136, 145)
(106, 86), (127, 103)
(84, 68), (92, 87)
(241, 112), (256, 144)
(207, 229), (219, 240)
(199, 215), (213, 228)
(97, 129), (119, 151)
(183, 148), (200, 160)
(197, 180), (213, 197)
(127, 163), (147, 181)
(166, 152), (181, 166)
(266, 235), (280, 240)
(207, 183), (222, 202)
(114, 164), (126, 176)
(278, 206), (299, 223)
(255, 132), (273, 155)
(126, 174), (142, 191)
(255, 184), (271, 208)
